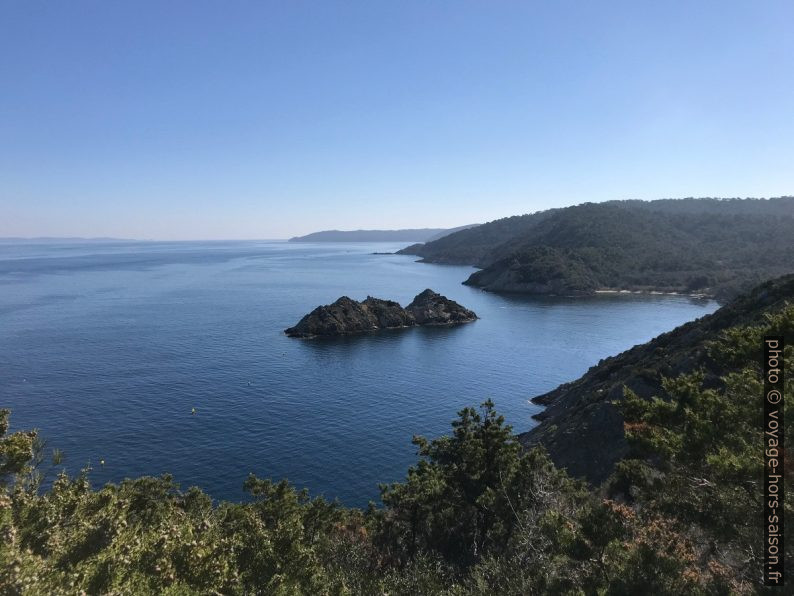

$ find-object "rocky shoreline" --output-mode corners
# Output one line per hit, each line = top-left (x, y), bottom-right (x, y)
(518, 274), (794, 484)
(285, 289), (477, 338)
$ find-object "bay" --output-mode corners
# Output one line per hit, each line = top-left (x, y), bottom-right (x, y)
(0, 240), (717, 506)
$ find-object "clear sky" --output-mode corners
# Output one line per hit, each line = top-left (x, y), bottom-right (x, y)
(1, 1), (793, 240)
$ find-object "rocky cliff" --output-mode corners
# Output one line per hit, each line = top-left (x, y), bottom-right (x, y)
(285, 290), (477, 338)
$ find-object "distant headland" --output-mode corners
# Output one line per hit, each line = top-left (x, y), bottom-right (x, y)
(288, 225), (478, 243)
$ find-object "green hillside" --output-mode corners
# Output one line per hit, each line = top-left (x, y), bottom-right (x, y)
(399, 197), (794, 300)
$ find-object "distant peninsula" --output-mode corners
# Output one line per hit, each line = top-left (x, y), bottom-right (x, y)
(288, 225), (478, 243)
(285, 289), (477, 338)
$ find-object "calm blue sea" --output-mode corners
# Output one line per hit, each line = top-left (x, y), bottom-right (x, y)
(0, 240), (717, 506)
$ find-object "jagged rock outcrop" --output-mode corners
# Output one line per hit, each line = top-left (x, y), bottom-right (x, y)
(405, 289), (478, 324)
(285, 289), (477, 338)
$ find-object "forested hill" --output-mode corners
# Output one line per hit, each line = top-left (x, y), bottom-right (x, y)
(398, 197), (794, 300)
(520, 273), (794, 484)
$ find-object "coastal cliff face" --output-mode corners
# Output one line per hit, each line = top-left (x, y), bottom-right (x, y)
(285, 290), (477, 338)
(520, 274), (794, 484)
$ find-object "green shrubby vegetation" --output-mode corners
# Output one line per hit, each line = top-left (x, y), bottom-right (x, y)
(2, 306), (792, 593)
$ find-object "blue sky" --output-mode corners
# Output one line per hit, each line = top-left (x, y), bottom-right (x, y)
(2, 1), (792, 239)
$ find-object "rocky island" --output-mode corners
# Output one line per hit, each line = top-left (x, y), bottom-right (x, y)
(285, 289), (477, 338)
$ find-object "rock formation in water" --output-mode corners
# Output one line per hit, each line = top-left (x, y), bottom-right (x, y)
(284, 289), (477, 338)
(404, 289), (477, 325)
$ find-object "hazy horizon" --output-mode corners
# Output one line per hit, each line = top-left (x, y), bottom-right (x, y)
(2, 194), (793, 243)
(3, 1), (793, 239)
